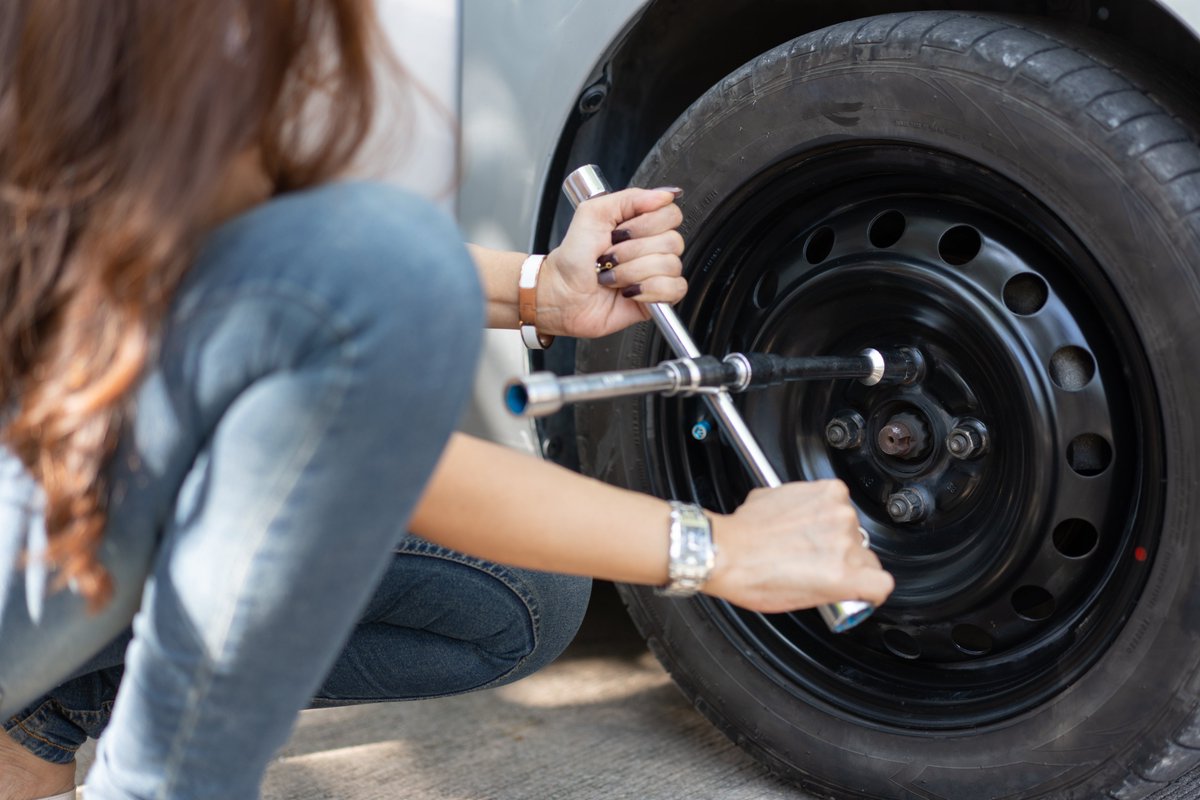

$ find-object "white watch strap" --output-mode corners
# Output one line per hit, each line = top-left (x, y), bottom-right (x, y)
(521, 325), (549, 350)
(518, 254), (552, 350)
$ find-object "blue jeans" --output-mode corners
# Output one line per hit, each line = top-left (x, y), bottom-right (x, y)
(0, 184), (591, 798)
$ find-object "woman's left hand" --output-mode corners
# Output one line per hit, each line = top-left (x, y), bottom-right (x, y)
(535, 187), (685, 339)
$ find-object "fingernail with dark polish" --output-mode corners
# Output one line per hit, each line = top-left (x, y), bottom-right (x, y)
(596, 252), (618, 271)
(611, 228), (633, 245)
(621, 283), (643, 298)
(653, 186), (684, 198)
(597, 269), (618, 287)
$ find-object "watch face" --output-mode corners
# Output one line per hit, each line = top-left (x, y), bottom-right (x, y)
(666, 503), (715, 594)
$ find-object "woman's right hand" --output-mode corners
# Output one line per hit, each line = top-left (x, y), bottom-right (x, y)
(705, 480), (894, 613)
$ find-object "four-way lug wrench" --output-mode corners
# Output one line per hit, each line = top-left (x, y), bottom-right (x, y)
(507, 350), (922, 417)
(548, 164), (887, 633)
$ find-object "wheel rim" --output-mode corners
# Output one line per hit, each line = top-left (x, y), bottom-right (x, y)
(649, 144), (1164, 729)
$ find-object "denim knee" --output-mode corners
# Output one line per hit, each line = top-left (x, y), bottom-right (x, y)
(314, 542), (591, 704)
(3, 641), (126, 765)
(487, 570), (591, 689)
(125, 180), (487, 679)
(184, 181), (484, 378)
(386, 540), (592, 689)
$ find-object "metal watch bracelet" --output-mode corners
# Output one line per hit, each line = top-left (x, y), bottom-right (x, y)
(657, 501), (716, 597)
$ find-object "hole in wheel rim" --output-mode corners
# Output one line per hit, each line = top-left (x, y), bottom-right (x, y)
(805, 226), (836, 264)
(1067, 433), (1112, 476)
(951, 624), (993, 655)
(938, 225), (982, 265)
(1053, 519), (1099, 558)
(882, 628), (921, 660)
(1050, 346), (1096, 391)
(754, 270), (779, 309)
(869, 210), (906, 248)
(1012, 585), (1056, 621)
(1003, 273), (1049, 315)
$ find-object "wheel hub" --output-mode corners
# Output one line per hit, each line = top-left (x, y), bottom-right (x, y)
(875, 411), (929, 459)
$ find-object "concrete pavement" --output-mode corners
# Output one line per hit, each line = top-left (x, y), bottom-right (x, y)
(75, 585), (1200, 799)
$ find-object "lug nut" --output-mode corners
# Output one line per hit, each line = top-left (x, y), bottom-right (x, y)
(946, 418), (988, 460)
(886, 487), (931, 524)
(825, 412), (866, 450)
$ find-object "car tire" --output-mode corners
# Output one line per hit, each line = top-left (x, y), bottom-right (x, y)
(576, 12), (1200, 799)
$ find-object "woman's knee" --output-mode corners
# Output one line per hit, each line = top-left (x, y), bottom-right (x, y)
(170, 181), (484, 433)
(368, 544), (591, 692)
(490, 570), (592, 688)
(190, 181), (482, 361)
(402, 564), (590, 690)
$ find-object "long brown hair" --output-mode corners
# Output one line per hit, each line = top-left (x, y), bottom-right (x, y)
(0, 0), (381, 607)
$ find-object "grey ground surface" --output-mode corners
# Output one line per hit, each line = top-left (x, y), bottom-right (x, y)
(76, 584), (1200, 799)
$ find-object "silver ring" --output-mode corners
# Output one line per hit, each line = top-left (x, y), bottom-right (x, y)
(858, 526), (871, 549)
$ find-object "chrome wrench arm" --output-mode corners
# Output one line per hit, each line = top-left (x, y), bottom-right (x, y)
(561, 164), (874, 633)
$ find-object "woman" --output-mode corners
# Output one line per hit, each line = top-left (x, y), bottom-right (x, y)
(0, 2), (893, 798)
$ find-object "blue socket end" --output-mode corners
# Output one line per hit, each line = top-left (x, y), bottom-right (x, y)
(504, 385), (528, 416)
(832, 606), (875, 633)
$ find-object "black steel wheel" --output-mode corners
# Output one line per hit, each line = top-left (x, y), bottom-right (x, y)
(576, 13), (1200, 800)
(663, 143), (1157, 730)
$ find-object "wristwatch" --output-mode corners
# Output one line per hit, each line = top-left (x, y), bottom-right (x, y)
(657, 501), (717, 597)
(518, 254), (554, 350)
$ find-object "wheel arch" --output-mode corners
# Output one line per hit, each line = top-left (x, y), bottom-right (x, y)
(531, 0), (1200, 471)
(536, 0), (1200, 253)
